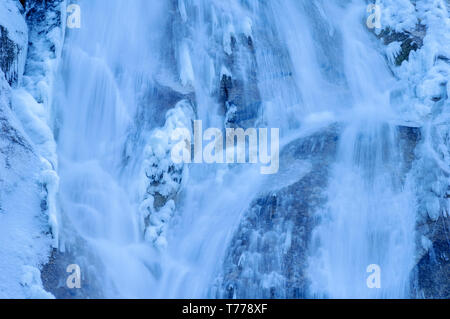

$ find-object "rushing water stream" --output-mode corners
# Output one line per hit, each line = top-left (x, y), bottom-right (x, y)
(54, 0), (416, 298)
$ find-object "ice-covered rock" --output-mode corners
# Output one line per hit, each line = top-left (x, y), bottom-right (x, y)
(0, 71), (53, 298)
(0, 0), (27, 86)
(140, 100), (194, 250)
(0, 0), (65, 298)
(20, 266), (54, 299)
(218, 125), (340, 298)
(378, 0), (450, 299)
(19, 0), (66, 248)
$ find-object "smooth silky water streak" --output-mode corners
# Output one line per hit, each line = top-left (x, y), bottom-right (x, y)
(306, 1), (416, 298)
(55, 0), (168, 297)
(53, 0), (417, 298)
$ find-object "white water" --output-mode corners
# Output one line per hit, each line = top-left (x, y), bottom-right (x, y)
(55, 0), (168, 297)
(303, 2), (416, 298)
(54, 0), (416, 298)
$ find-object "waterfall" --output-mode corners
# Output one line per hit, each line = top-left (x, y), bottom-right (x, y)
(53, 0), (418, 298)
(55, 0), (169, 297)
(303, 2), (417, 298)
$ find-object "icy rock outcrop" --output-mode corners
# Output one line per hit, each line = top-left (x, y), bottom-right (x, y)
(163, 0), (300, 131)
(171, 0), (262, 128)
(23, 0), (66, 112)
(217, 125), (340, 298)
(19, 0), (66, 167)
(411, 140), (450, 298)
(217, 121), (423, 298)
(377, 0), (450, 298)
(140, 100), (194, 251)
(0, 70), (53, 298)
(20, 265), (54, 299)
(379, 25), (426, 67)
(375, 0), (426, 66)
(218, 16), (261, 129)
(18, 0), (66, 248)
(0, 0), (27, 86)
(0, 0), (54, 299)
(0, 0), (65, 298)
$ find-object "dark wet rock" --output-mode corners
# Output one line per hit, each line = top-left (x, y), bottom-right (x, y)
(412, 215), (450, 299)
(412, 204), (450, 298)
(24, 0), (65, 97)
(218, 123), (427, 298)
(218, 124), (340, 298)
(221, 33), (261, 129)
(387, 125), (449, 299)
(396, 125), (422, 173)
(0, 26), (22, 86)
(378, 25), (426, 66)
(136, 81), (195, 132)
(41, 247), (103, 299)
(406, 124), (450, 298)
(25, 0), (64, 33)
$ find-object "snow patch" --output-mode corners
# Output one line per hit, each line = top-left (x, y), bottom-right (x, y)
(11, 89), (57, 167)
(376, 0), (418, 32)
(20, 266), (55, 299)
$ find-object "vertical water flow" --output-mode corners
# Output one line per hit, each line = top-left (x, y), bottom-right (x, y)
(55, 0), (167, 297)
(54, 0), (416, 298)
(309, 122), (416, 298)
(151, 0), (327, 298)
(305, 2), (416, 298)
(148, 0), (269, 298)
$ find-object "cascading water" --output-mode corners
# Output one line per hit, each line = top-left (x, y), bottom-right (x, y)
(308, 121), (416, 298)
(55, 0), (169, 297)
(53, 0), (417, 298)
(304, 3), (417, 298)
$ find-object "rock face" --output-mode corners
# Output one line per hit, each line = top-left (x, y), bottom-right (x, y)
(0, 0), (27, 87)
(0, 25), (23, 86)
(410, 132), (450, 299)
(218, 125), (340, 298)
(23, 0), (65, 116)
(220, 32), (261, 129)
(0, 0), (54, 298)
(0, 0), (67, 298)
(217, 123), (429, 299)
(374, 0), (450, 299)
(390, 125), (449, 298)
(139, 100), (194, 251)
(41, 247), (103, 299)
(414, 215), (450, 298)
(378, 25), (426, 66)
